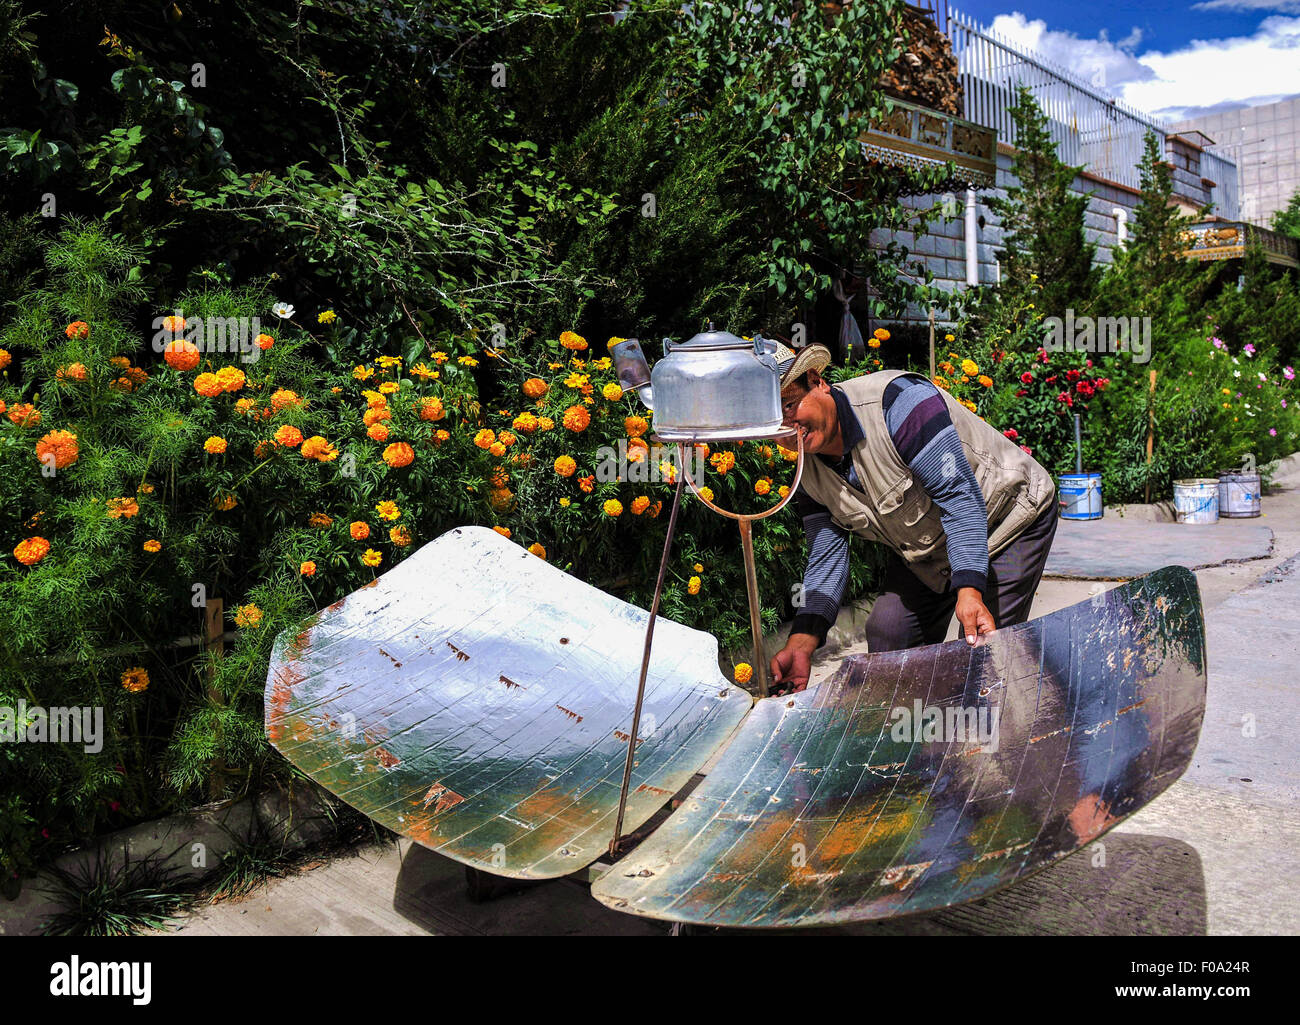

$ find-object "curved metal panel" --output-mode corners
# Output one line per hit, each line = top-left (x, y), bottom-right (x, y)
(593, 566), (1206, 927)
(265, 526), (751, 879)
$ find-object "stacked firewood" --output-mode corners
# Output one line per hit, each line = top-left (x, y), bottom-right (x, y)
(878, 5), (965, 118)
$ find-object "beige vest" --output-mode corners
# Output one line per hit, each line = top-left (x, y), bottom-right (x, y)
(800, 370), (1056, 591)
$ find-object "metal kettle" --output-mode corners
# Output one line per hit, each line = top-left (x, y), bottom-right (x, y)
(612, 327), (783, 442)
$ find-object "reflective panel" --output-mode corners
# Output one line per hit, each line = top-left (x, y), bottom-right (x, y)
(265, 526), (751, 879)
(593, 566), (1206, 927)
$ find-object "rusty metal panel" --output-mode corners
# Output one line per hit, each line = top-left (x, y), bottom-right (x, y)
(593, 566), (1206, 927)
(265, 526), (751, 879)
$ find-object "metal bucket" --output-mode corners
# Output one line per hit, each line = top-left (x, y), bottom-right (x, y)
(1218, 472), (1261, 518)
(1059, 472), (1102, 520)
(1173, 478), (1220, 524)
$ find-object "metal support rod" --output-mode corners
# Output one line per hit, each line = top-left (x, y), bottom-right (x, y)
(738, 518), (768, 698)
(1073, 413), (1083, 474)
(609, 470), (688, 858)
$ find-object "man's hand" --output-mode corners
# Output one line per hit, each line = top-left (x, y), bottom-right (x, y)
(955, 586), (995, 645)
(771, 632), (819, 694)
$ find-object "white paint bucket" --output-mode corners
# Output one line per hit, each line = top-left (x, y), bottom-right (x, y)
(1173, 478), (1219, 524)
(1218, 472), (1261, 518)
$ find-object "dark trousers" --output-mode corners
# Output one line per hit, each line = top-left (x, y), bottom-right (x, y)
(864, 504), (1059, 652)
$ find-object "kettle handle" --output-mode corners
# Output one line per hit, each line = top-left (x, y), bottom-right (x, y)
(662, 336), (674, 355)
(752, 333), (778, 372)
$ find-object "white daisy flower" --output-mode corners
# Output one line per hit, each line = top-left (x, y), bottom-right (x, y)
(272, 302), (296, 319)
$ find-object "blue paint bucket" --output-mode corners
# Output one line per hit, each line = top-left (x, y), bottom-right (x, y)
(1173, 478), (1219, 524)
(1218, 472), (1261, 518)
(1059, 472), (1102, 520)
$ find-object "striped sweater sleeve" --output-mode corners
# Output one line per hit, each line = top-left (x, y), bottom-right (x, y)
(881, 374), (989, 593)
(790, 490), (849, 647)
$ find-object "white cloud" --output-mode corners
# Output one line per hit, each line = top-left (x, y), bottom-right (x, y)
(1191, 1), (1300, 13)
(983, 11), (1300, 121)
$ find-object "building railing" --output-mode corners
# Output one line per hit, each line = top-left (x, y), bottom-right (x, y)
(1181, 221), (1298, 268)
(854, 97), (998, 190)
(1200, 148), (1241, 221)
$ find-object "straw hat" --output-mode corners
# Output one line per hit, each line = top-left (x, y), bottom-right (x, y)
(773, 342), (832, 390)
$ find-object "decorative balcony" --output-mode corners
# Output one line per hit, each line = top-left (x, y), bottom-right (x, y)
(853, 97), (998, 194)
(1181, 221), (1299, 269)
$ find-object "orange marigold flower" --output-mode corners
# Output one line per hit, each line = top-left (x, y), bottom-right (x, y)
(488, 487), (514, 511)
(194, 372), (223, 397)
(234, 398), (256, 415)
(125, 365), (148, 386)
(143, 539), (161, 553)
(301, 436), (339, 462)
(389, 525), (413, 547)
(562, 405), (590, 432)
(110, 356), (130, 369)
(55, 362), (88, 383)
(779, 485), (790, 498)
(647, 501), (662, 518)
(300, 561), (317, 576)
(734, 663), (753, 685)
(66, 320), (90, 339)
(490, 467), (510, 488)
(363, 406), (392, 427)
(362, 548), (382, 568)
(234, 603), (263, 629)
(275, 424), (304, 448)
(417, 396), (445, 422)
(709, 450), (736, 474)
(512, 411), (539, 433)
(383, 442), (415, 468)
(0, 349), (9, 371)
(368, 421), (390, 442)
(362, 390), (387, 409)
(121, 666), (150, 693)
(35, 429), (79, 470)
(627, 437), (649, 463)
(624, 415), (648, 438)
(376, 500), (401, 521)
(754, 478), (772, 496)
(687, 575), (701, 595)
(138, 483), (154, 495)
(538, 416), (554, 431)
(350, 521), (371, 540)
(161, 315), (187, 335)
(522, 378), (549, 399)
(474, 428), (496, 449)
(256, 333), (274, 351)
(433, 429), (450, 444)
(215, 366), (245, 392)
(213, 492), (237, 511)
(14, 536), (50, 565)
(106, 497), (140, 519)
(8, 403), (40, 427)
(978, 375), (993, 388)
(308, 512), (333, 528)
(353, 365), (374, 380)
(488, 441), (507, 458)
(527, 542), (546, 560)
(554, 455), (577, 477)
(163, 339), (200, 371)
(603, 499), (623, 517)
(498, 431), (516, 448)
(271, 388), (302, 411)
(630, 496), (650, 515)
(578, 474), (595, 493)
(493, 525), (512, 538)
(203, 436), (227, 455)
(560, 331), (587, 351)
(253, 440), (274, 460)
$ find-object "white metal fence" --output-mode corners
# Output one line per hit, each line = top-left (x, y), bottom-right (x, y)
(1201, 148), (1241, 221)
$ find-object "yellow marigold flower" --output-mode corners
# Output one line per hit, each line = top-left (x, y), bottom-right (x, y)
(300, 436), (339, 462)
(143, 539), (161, 553)
(493, 525), (512, 538)
(659, 460), (678, 483)
(978, 375), (993, 388)
(527, 542), (546, 560)
(384, 442), (415, 468)
(630, 496), (650, 515)
(213, 492), (237, 511)
(215, 366), (246, 392)
(709, 450), (736, 474)
(474, 428), (496, 449)
(379, 381), (399, 395)
(353, 365), (374, 380)
(418, 396), (446, 421)
(234, 604), (263, 629)
(562, 405), (590, 432)
(778, 485), (790, 498)
(275, 424), (304, 448)
(538, 416), (554, 431)
(945, 334), (955, 342)
(961, 399), (977, 412)
(868, 337), (881, 349)
(434, 429), (450, 443)
(14, 536), (50, 565)
(553, 455), (577, 477)
(488, 441), (507, 457)
(235, 398), (256, 415)
(350, 521), (370, 540)
(873, 328), (890, 342)
(300, 561), (317, 576)
(362, 548), (382, 568)
(734, 663), (753, 684)
(308, 512), (333, 528)
(564, 372), (588, 389)
(512, 411), (539, 433)
(458, 355), (479, 367)
(559, 497), (571, 508)
(35, 429), (79, 470)
(933, 376), (949, 390)
(121, 667), (149, 693)
(603, 499), (623, 517)
(411, 362), (437, 379)
(432, 351), (449, 364)
(560, 331), (587, 351)
(389, 525), (413, 547)
(317, 309), (337, 324)
(698, 485), (714, 503)
(362, 390), (388, 409)
(368, 421), (390, 442)
(687, 575), (701, 595)
(776, 444), (798, 463)
(754, 478), (771, 495)
(602, 383), (624, 401)
(138, 483), (154, 494)
(375, 355), (401, 368)
(376, 500), (401, 521)
(194, 372), (223, 397)
(204, 436), (227, 454)
(961, 359), (979, 376)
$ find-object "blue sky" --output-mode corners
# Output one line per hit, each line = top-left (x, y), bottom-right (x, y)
(949, 1), (1300, 119)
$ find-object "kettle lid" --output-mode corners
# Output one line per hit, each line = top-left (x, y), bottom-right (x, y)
(674, 326), (751, 351)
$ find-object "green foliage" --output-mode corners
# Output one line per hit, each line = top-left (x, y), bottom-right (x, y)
(39, 847), (189, 936)
(1271, 187), (1300, 241)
